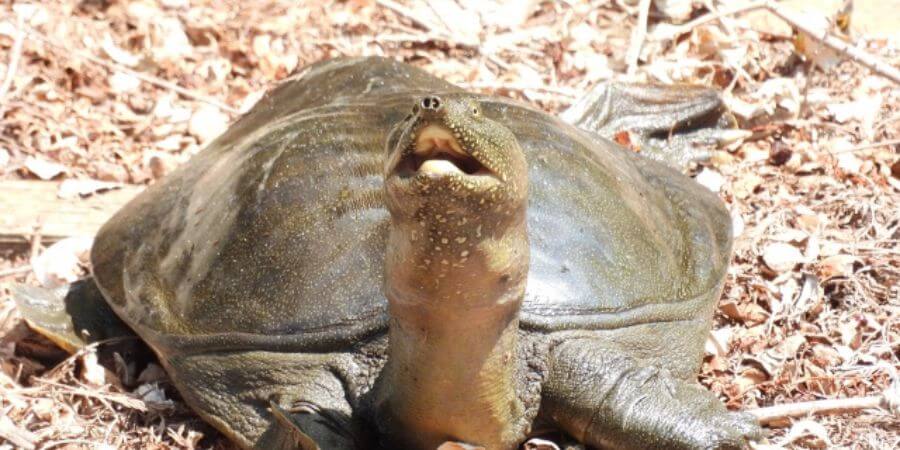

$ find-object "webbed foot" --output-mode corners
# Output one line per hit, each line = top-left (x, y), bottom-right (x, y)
(542, 339), (763, 449)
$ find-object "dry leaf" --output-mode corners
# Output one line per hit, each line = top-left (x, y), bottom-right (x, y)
(80, 351), (106, 386)
(884, 377), (900, 415)
(817, 254), (858, 279)
(189, 106), (229, 143)
(101, 34), (140, 67)
(720, 301), (768, 325)
(57, 179), (122, 199)
(762, 242), (805, 273)
(810, 344), (842, 368)
(144, 151), (178, 179)
(835, 152), (864, 174)
(156, 134), (185, 151)
(108, 72), (141, 94)
(160, 0), (190, 8)
(731, 210), (746, 238)
(12, 2), (49, 27)
(24, 156), (67, 180)
(239, 90), (267, 114)
(826, 97), (882, 125)
(94, 161), (130, 183)
(731, 173), (764, 199)
(134, 383), (175, 411)
(653, 0), (694, 22)
(0, 147), (10, 169)
(838, 318), (863, 349)
(31, 398), (54, 421)
(137, 363), (168, 384)
(30, 236), (93, 289)
(461, 0), (540, 30)
(153, 17), (193, 61)
(695, 168), (725, 192)
(778, 419), (831, 449)
(794, 213), (821, 233)
(705, 326), (733, 356)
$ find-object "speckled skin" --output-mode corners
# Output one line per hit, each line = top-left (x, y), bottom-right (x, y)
(78, 57), (760, 448)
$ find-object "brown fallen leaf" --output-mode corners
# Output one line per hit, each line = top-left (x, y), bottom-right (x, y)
(817, 254), (859, 279)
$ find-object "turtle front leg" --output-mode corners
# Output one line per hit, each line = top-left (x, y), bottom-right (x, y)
(541, 339), (762, 449)
(167, 352), (369, 450)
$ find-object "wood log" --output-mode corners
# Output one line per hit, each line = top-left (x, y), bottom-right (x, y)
(0, 180), (141, 244)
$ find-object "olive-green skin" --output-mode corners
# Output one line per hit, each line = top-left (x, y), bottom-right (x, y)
(62, 57), (760, 448)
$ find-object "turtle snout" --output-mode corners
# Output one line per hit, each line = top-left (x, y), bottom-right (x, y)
(420, 95), (443, 112)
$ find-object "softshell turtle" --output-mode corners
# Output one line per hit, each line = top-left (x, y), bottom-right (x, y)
(14, 57), (762, 449)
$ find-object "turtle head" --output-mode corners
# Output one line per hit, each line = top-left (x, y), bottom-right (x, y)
(383, 94), (529, 311)
(384, 94), (528, 212)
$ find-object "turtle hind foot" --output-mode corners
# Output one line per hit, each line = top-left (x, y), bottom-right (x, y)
(563, 81), (741, 172)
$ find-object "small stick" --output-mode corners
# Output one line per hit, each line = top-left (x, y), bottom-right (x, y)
(650, 1), (769, 41)
(626, 0), (653, 75)
(827, 138), (900, 154)
(764, 2), (900, 85)
(376, 0), (440, 33)
(0, 413), (36, 450)
(0, 15), (25, 119)
(0, 266), (31, 277)
(29, 225), (42, 260)
(22, 26), (239, 114)
(0, 16), (24, 99)
(749, 395), (886, 425)
(647, 0), (900, 85)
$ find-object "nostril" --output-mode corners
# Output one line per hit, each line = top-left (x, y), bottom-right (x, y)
(421, 96), (442, 111)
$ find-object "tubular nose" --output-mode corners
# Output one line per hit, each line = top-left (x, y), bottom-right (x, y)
(420, 95), (443, 111)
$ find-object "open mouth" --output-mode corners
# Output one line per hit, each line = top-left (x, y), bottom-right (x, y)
(395, 124), (492, 178)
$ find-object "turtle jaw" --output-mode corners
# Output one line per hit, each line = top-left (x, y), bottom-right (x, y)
(384, 96), (528, 223)
(386, 122), (502, 190)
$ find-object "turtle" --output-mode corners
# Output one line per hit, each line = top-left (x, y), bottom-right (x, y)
(13, 56), (763, 449)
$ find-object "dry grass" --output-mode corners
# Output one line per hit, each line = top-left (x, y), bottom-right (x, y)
(0, 0), (898, 449)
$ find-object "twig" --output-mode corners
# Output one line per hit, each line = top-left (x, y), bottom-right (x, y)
(29, 225), (42, 260)
(0, 15), (25, 116)
(0, 266), (31, 277)
(749, 395), (886, 425)
(376, 0), (440, 33)
(765, 2), (900, 85)
(650, 1), (769, 41)
(32, 379), (148, 412)
(648, 0), (900, 85)
(625, 0), (652, 75)
(0, 413), (36, 450)
(827, 138), (900, 154)
(21, 26), (239, 114)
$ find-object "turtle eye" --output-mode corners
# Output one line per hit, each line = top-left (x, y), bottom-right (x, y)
(471, 107), (480, 116)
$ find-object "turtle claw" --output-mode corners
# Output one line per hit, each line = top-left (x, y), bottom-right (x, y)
(269, 400), (362, 450)
(702, 411), (765, 450)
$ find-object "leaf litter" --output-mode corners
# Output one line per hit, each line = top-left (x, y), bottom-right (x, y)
(0, 0), (898, 448)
